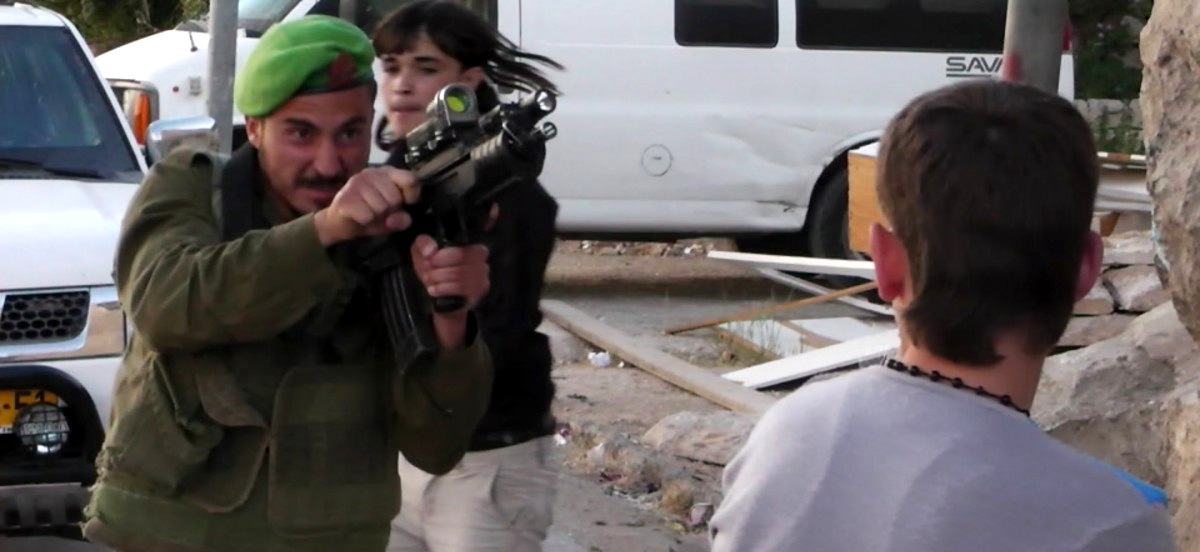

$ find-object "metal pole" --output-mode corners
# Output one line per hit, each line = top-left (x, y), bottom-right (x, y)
(207, 0), (237, 155)
(1001, 0), (1069, 93)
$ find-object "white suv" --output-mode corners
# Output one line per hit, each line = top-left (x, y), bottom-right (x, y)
(0, 0), (145, 538)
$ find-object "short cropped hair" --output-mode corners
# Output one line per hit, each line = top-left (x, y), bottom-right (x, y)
(876, 79), (1099, 366)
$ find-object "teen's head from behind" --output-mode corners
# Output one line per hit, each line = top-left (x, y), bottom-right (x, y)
(708, 80), (1176, 552)
(869, 78), (1103, 408)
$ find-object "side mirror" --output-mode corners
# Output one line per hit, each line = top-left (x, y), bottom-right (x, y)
(145, 116), (218, 165)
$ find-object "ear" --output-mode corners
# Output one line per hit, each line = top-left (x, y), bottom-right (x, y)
(869, 223), (909, 305)
(1074, 230), (1104, 301)
(460, 66), (486, 90)
(245, 116), (264, 149)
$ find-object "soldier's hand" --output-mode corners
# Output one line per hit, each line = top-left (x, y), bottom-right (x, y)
(412, 234), (491, 349)
(314, 167), (419, 245)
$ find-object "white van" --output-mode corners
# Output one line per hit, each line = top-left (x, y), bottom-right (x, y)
(96, 0), (1074, 260)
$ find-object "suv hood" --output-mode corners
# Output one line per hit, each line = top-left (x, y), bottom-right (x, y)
(0, 179), (137, 290)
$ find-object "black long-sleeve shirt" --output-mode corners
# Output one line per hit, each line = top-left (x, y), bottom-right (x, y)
(471, 176), (559, 436)
(384, 147), (559, 439)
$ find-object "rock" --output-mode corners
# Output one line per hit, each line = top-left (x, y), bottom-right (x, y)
(1036, 304), (1198, 428)
(1058, 315), (1135, 347)
(1124, 302), (1200, 381)
(1104, 265), (1171, 313)
(1046, 392), (1174, 490)
(1044, 384), (1200, 552)
(658, 480), (697, 517)
(567, 426), (664, 495)
(687, 502), (715, 530)
(538, 320), (591, 365)
(1141, 0), (1200, 344)
(1103, 230), (1157, 266)
(1034, 296), (1200, 550)
(641, 411), (757, 466)
(1163, 388), (1200, 552)
(1073, 281), (1115, 316)
(1033, 337), (1175, 430)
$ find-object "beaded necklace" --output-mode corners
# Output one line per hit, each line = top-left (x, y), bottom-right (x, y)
(884, 358), (1030, 417)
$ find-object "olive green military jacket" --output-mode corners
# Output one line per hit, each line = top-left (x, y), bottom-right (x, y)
(82, 147), (494, 552)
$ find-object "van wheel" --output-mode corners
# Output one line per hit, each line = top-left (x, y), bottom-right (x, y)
(806, 166), (855, 260)
(735, 165), (876, 292)
(732, 168), (857, 264)
(804, 166), (875, 289)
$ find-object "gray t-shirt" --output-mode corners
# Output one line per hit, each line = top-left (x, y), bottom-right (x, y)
(709, 365), (1176, 552)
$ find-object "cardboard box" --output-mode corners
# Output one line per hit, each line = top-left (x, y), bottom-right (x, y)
(847, 143), (886, 254)
(845, 144), (1150, 253)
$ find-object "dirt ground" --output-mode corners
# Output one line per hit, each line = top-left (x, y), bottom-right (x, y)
(544, 239), (868, 369)
(534, 238), (863, 546)
(547, 361), (728, 549)
(545, 360), (729, 551)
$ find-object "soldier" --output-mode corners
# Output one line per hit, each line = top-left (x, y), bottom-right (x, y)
(82, 15), (495, 552)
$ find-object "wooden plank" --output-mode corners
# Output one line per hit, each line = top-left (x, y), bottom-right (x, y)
(707, 251), (877, 280)
(723, 329), (901, 389)
(540, 300), (777, 415)
(788, 317), (896, 344)
(848, 149), (886, 254)
(664, 281), (878, 335)
(755, 268), (894, 317)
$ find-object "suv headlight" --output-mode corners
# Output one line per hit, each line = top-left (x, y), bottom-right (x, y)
(0, 286), (126, 362)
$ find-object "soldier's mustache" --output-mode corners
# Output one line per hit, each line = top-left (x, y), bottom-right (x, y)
(296, 174), (347, 190)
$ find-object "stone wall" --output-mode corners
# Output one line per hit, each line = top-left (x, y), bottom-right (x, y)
(1061, 230), (1166, 347)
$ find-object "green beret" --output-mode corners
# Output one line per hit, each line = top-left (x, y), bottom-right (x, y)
(234, 15), (376, 117)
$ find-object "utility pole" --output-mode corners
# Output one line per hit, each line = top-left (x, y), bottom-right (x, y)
(1001, 0), (1070, 93)
(207, 0), (237, 156)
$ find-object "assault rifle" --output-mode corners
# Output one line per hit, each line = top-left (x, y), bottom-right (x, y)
(358, 84), (558, 364)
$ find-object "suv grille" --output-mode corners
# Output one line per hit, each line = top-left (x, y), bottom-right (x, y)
(0, 291), (90, 345)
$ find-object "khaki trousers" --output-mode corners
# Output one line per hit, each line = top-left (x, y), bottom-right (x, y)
(387, 436), (559, 552)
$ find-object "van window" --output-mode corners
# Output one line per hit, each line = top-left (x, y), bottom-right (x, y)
(797, 0), (1007, 52)
(676, 0), (778, 48)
